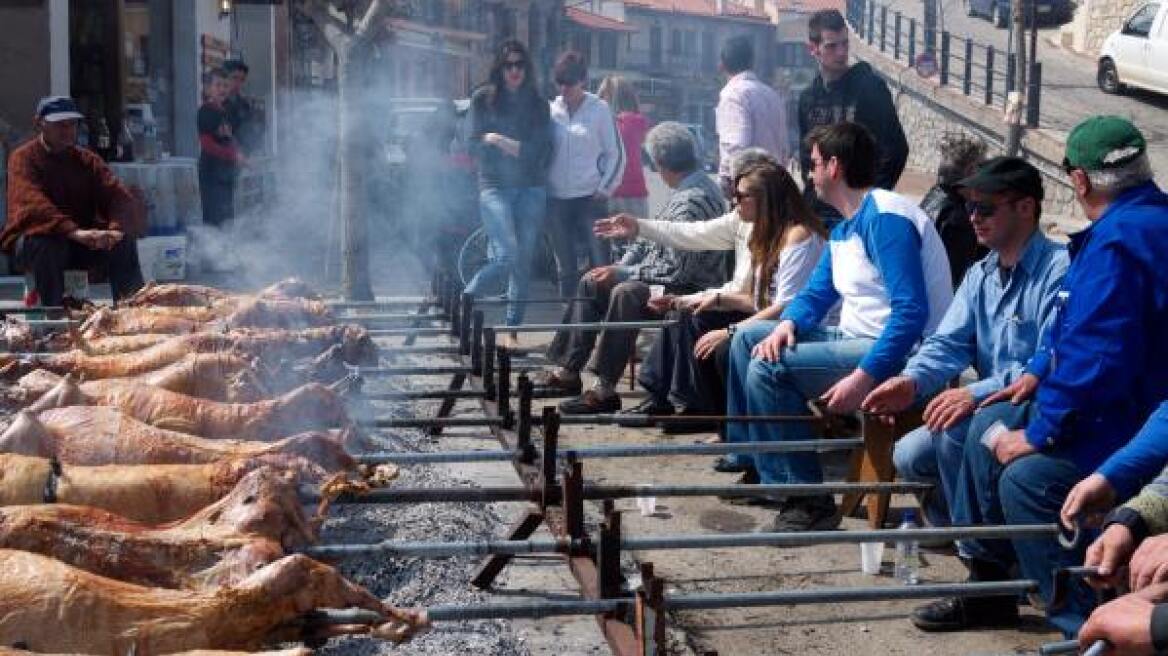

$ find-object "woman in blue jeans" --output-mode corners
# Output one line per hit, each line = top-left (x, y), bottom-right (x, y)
(463, 40), (553, 345)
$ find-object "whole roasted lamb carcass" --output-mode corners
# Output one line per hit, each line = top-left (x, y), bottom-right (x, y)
(0, 549), (425, 653)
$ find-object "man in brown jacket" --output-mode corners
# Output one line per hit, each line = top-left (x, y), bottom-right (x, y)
(2, 96), (143, 306)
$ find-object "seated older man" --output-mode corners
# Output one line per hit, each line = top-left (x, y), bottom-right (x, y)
(925, 117), (1168, 637)
(536, 121), (729, 414)
(2, 97), (144, 306)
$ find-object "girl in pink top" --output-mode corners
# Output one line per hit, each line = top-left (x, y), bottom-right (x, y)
(598, 77), (649, 260)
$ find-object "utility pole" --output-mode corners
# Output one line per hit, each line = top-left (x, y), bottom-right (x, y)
(1004, 0), (1027, 155)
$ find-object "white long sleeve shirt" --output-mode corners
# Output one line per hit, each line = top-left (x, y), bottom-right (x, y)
(636, 210), (752, 302)
(547, 93), (626, 200)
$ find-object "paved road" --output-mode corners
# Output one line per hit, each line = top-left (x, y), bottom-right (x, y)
(874, 0), (1168, 177)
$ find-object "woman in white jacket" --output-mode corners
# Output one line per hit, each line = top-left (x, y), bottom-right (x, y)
(546, 51), (626, 297)
(595, 159), (827, 436)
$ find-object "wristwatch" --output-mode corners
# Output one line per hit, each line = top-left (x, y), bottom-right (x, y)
(726, 323), (738, 337)
(1102, 506), (1150, 544)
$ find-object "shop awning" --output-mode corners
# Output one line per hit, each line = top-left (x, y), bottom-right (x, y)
(565, 7), (639, 32)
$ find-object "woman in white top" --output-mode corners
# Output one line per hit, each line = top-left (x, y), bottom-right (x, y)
(546, 51), (626, 298)
(596, 161), (827, 428)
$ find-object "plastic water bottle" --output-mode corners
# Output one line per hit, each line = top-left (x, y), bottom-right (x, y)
(894, 509), (921, 585)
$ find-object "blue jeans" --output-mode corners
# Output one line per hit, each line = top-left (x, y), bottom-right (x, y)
(464, 186), (547, 326)
(547, 195), (607, 298)
(725, 322), (874, 484)
(950, 401), (1096, 636)
(892, 411), (978, 528)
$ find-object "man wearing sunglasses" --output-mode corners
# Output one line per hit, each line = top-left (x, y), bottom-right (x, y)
(861, 156), (1069, 632)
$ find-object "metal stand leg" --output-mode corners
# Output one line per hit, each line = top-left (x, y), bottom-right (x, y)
(470, 508), (546, 589)
(427, 372), (468, 436)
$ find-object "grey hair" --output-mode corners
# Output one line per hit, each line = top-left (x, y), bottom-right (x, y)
(728, 147), (779, 180)
(645, 121), (698, 174)
(1087, 153), (1155, 197)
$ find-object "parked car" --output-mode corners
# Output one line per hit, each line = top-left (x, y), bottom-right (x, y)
(968, 0), (1072, 28)
(1098, 1), (1168, 96)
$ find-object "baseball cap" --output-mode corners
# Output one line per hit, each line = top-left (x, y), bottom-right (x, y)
(36, 96), (84, 123)
(957, 156), (1044, 201)
(1063, 116), (1146, 171)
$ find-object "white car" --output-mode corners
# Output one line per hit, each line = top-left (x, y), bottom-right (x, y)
(1098, 1), (1168, 96)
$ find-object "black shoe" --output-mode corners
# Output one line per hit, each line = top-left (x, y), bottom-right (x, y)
(559, 390), (621, 415)
(531, 370), (583, 396)
(712, 456), (749, 473)
(719, 468), (774, 505)
(766, 496), (840, 532)
(621, 396), (675, 415)
(910, 596), (1020, 632)
(662, 408), (720, 435)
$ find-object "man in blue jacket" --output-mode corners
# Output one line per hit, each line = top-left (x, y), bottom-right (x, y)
(937, 116), (1168, 636)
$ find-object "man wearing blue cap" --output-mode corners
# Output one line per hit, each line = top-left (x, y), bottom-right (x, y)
(2, 97), (144, 306)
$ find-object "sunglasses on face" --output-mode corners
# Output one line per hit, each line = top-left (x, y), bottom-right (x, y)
(503, 60), (526, 71)
(966, 199), (1011, 217)
(555, 79), (582, 88)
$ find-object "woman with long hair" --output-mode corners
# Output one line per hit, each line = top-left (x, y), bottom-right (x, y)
(597, 76), (650, 261)
(597, 158), (827, 436)
(462, 39), (553, 346)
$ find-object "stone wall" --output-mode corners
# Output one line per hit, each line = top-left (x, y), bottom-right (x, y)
(1059, 0), (1141, 56)
(852, 33), (1089, 237)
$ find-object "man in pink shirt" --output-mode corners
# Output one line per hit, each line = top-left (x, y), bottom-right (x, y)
(715, 35), (791, 197)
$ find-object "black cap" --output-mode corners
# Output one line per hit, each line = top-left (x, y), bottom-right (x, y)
(957, 156), (1044, 201)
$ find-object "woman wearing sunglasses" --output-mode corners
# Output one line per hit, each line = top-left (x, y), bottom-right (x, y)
(595, 157), (827, 443)
(462, 40), (553, 345)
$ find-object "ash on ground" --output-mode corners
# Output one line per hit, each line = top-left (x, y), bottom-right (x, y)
(316, 372), (532, 656)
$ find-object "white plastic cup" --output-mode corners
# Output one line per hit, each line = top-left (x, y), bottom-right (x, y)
(636, 485), (657, 516)
(980, 420), (1009, 450)
(860, 542), (885, 575)
(649, 285), (665, 299)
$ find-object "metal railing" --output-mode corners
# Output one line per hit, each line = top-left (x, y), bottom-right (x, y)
(847, 0), (1043, 128)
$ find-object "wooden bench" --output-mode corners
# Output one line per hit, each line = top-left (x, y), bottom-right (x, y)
(821, 406), (925, 529)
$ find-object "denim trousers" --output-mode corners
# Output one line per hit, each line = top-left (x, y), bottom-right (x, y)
(464, 186), (547, 326)
(638, 309), (751, 412)
(547, 195), (608, 298)
(950, 401), (1095, 636)
(892, 410), (982, 528)
(724, 321), (874, 483)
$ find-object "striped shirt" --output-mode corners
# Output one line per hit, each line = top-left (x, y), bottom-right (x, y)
(616, 171), (729, 293)
(716, 71), (791, 180)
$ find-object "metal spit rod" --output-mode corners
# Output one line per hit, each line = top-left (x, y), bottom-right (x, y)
(548, 413), (823, 427)
(323, 581), (1040, 624)
(357, 390), (487, 402)
(301, 524), (1060, 559)
(363, 416), (507, 429)
(355, 438), (865, 465)
(495, 320), (677, 333)
(1038, 639), (1109, 656)
(368, 327), (454, 338)
(329, 481), (932, 504)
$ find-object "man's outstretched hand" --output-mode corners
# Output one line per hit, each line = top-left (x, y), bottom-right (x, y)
(594, 214), (639, 240)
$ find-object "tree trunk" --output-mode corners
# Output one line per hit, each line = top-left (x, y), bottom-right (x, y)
(337, 47), (374, 301)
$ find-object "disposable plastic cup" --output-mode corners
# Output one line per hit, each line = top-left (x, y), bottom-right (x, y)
(860, 542), (884, 575)
(649, 285), (665, 299)
(636, 485), (657, 516)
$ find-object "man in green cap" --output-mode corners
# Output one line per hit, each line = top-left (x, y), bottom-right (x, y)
(937, 115), (1168, 636)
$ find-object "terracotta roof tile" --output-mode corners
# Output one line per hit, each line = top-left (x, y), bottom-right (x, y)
(624, 0), (771, 21)
(773, 0), (844, 14)
(565, 6), (640, 31)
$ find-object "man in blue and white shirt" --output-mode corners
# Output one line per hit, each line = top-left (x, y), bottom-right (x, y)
(723, 121), (952, 531)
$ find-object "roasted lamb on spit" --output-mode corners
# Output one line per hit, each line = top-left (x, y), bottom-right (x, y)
(0, 549), (425, 653)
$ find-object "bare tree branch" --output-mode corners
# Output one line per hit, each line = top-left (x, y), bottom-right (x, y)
(298, 0), (351, 50)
